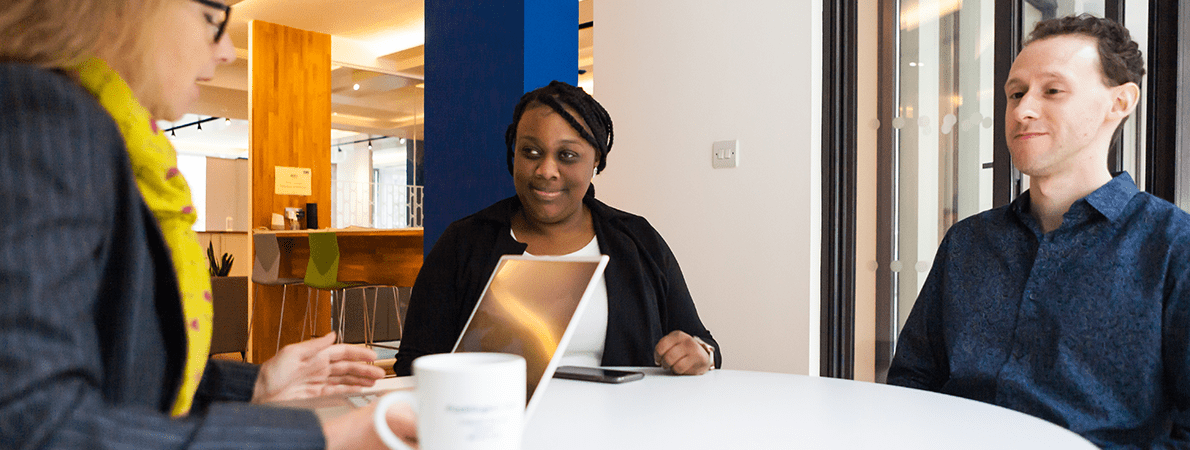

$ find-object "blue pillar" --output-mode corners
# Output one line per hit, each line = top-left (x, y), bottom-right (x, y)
(424, 1), (578, 253)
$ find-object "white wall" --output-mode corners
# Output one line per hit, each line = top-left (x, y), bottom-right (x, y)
(177, 154), (207, 231)
(205, 157), (251, 231)
(595, 1), (822, 375)
(332, 143), (376, 227)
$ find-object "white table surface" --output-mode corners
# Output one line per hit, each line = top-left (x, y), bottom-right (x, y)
(509, 368), (1097, 450)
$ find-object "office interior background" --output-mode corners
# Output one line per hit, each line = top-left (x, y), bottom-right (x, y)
(175, 0), (1190, 382)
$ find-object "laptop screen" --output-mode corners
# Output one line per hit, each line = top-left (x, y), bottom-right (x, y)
(451, 255), (608, 417)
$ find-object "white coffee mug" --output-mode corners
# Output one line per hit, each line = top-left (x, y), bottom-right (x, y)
(373, 353), (526, 450)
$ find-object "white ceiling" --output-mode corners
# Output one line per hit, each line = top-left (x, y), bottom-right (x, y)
(172, 0), (593, 159)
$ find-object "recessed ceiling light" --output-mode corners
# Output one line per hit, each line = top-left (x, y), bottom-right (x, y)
(353, 83), (360, 91)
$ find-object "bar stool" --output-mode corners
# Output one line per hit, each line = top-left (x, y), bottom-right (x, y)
(250, 233), (306, 354)
(304, 232), (400, 349)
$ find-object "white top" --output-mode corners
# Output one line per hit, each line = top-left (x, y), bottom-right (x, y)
(512, 231), (608, 367)
(520, 368), (1098, 450)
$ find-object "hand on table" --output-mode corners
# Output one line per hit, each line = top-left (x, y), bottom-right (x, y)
(323, 398), (419, 450)
(252, 332), (386, 403)
(654, 330), (713, 375)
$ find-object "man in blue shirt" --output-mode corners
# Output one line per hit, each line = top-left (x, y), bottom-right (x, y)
(887, 15), (1190, 448)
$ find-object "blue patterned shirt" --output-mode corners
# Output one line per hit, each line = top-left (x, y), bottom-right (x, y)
(887, 173), (1190, 449)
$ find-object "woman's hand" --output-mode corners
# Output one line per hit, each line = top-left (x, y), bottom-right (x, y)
(252, 332), (386, 403)
(322, 399), (419, 450)
(654, 330), (713, 375)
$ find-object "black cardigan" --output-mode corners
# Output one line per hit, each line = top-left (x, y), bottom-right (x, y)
(394, 191), (721, 375)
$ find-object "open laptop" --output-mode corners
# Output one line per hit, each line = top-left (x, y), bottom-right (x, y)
(274, 254), (609, 421)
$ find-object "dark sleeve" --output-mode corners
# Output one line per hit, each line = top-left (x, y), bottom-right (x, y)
(393, 222), (468, 376)
(638, 219), (723, 369)
(1162, 228), (1190, 444)
(0, 66), (325, 450)
(886, 235), (951, 391)
(193, 360), (260, 405)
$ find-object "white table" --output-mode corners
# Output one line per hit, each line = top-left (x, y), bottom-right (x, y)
(518, 368), (1096, 449)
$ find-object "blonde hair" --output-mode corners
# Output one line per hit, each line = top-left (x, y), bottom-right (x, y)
(0, 0), (172, 103)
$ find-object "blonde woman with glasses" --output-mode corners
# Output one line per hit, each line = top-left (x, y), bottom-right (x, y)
(0, 1), (415, 448)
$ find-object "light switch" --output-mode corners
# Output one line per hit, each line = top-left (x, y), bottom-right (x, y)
(712, 140), (739, 169)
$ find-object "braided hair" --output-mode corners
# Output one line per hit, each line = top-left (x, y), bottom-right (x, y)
(505, 80), (614, 175)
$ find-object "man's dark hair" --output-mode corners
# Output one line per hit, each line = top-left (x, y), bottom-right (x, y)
(505, 80), (613, 175)
(1025, 13), (1145, 87)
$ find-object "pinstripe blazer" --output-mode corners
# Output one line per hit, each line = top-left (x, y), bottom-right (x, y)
(0, 64), (325, 450)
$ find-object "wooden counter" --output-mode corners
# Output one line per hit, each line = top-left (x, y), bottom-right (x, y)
(248, 227), (423, 362)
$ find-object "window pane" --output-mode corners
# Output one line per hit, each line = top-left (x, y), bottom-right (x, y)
(891, 0), (997, 330)
(886, 0), (1113, 333)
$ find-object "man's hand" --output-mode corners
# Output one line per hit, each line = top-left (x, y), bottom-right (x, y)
(654, 330), (713, 375)
(252, 332), (386, 403)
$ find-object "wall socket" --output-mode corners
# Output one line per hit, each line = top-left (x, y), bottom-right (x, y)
(712, 139), (739, 169)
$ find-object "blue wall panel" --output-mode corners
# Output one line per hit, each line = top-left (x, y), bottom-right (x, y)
(424, 1), (576, 254)
(524, 0), (578, 91)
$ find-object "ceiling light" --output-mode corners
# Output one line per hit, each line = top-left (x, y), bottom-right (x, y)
(353, 83), (360, 91)
(171, 129), (176, 137)
(338, 146), (342, 153)
(368, 139), (373, 150)
(197, 121), (202, 131)
(399, 138), (406, 144)
(225, 117), (231, 124)
(415, 83), (424, 89)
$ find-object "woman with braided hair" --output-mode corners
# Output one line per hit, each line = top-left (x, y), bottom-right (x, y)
(395, 80), (721, 376)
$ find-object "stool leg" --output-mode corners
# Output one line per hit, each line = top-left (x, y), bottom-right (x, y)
(336, 289), (347, 345)
(365, 287), (376, 348)
(275, 286), (287, 355)
(301, 288), (316, 340)
(397, 286), (406, 338)
(298, 286), (312, 341)
(299, 290), (308, 341)
(246, 286), (258, 354)
(308, 287), (318, 338)
(356, 287), (372, 348)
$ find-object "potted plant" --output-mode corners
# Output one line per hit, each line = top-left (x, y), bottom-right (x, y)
(207, 242), (234, 277)
(206, 242), (248, 358)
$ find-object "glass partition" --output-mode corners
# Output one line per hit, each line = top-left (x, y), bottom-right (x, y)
(888, 0), (998, 331)
(876, 0), (1123, 380)
(328, 66), (424, 229)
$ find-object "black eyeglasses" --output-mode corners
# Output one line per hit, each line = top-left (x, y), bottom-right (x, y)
(191, 0), (231, 44)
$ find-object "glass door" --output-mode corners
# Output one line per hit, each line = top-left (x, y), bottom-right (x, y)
(872, 0), (1133, 381)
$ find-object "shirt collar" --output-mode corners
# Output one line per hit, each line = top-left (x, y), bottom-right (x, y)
(1010, 172), (1139, 226)
(1082, 172), (1139, 223)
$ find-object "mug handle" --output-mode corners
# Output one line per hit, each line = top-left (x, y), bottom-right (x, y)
(373, 391), (418, 450)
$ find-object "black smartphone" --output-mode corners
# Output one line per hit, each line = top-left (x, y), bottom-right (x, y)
(553, 366), (644, 384)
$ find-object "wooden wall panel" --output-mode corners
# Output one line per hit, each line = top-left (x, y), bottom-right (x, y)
(250, 20), (332, 229)
(248, 20), (332, 362)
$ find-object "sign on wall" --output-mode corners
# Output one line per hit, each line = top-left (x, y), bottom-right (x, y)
(275, 166), (312, 196)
